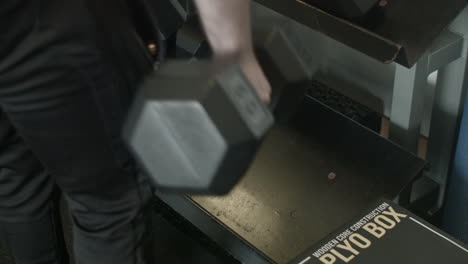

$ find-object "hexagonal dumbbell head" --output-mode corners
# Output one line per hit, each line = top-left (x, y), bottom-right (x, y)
(124, 61), (274, 194)
(306, 0), (379, 18)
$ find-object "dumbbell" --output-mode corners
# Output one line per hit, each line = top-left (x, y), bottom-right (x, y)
(175, 16), (212, 60)
(129, 0), (187, 61)
(305, 0), (380, 19)
(123, 27), (310, 194)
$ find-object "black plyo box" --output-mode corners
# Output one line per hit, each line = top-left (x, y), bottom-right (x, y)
(290, 200), (468, 264)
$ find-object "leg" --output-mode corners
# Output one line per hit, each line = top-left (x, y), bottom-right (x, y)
(0, 0), (153, 263)
(0, 110), (69, 264)
(1, 32), (153, 264)
(390, 55), (429, 153)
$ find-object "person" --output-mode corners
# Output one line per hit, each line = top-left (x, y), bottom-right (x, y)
(0, 0), (270, 263)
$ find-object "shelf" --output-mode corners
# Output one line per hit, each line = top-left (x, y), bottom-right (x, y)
(255, 0), (468, 67)
(157, 90), (425, 263)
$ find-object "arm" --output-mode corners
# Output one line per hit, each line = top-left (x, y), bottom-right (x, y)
(193, 0), (271, 102)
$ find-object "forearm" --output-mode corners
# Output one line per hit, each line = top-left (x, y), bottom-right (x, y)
(193, 0), (271, 102)
(193, 0), (253, 58)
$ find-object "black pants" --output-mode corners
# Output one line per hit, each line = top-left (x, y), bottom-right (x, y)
(0, 0), (154, 263)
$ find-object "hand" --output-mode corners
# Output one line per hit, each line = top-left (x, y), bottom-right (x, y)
(215, 51), (272, 104)
(238, 52), (272, 104)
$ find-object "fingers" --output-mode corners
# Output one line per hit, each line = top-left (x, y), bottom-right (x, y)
(239, 55), (272, 104)
(213, 51), (272, 104)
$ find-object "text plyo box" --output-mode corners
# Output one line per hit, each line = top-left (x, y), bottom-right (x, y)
(291, 200), (468, 264)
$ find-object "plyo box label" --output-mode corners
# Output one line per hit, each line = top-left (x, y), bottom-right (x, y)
(292, 200), (468, 264)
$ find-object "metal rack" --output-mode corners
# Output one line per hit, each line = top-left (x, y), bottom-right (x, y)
(252, 0), (468, 210)
(157, 95), (425, 264)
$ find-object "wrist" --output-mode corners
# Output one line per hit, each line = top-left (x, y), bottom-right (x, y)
(213, 45), (255, 64)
